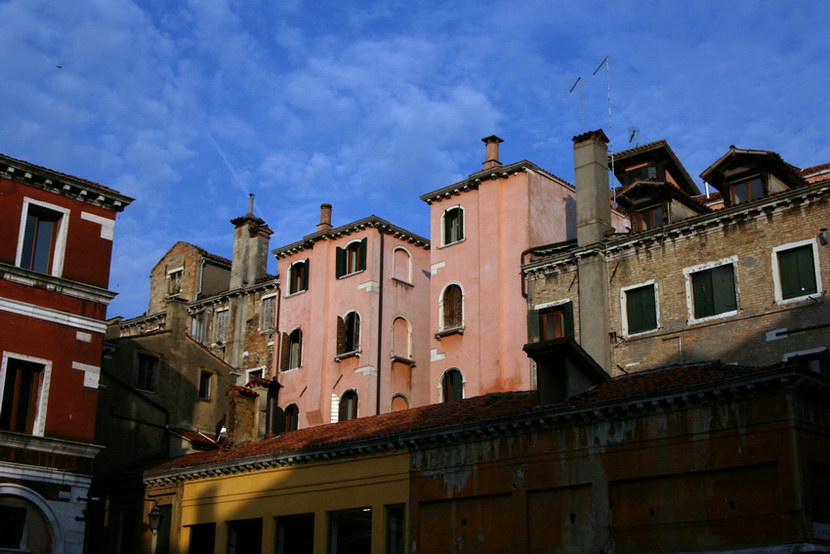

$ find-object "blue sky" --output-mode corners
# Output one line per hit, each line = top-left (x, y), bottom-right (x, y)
(2, 0), (828, 318)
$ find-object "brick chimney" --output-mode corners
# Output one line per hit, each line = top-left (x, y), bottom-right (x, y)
(482, 135), (504, 170)
(225, 385), (259, 446)
(573, 130), (613, 247)
(230, 194), (273, 290)
(317, 203), (333, 232)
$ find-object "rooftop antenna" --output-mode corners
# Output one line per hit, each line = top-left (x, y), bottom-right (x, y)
(569, 76), (585, 130)
(247, 193), (255, 215)
(593, 56), (615, 198)
(628, 128), (639, 146)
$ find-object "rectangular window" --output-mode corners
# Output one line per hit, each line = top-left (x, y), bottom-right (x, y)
(336, 239), (367, 278)
(442, 206), (464, 246)
(276, 513), (314, 554)
(626, 165), (658, 184)
(329, 508), (372, 554)
(687, 261), (737, 321)
(227, 518), (262, 554)
(730, 176), (764, 204)
(167, 268), (183, 296)
(785, 348), (829, 375)
(16, 200), (68, 276)
(624, 283), (658, 335)
(135, 354), (158, 392)
(261, 295), (276, 330)
(0, 506), (27, 550)
(191, 312), (206, 343)
(539, 302), (574, 340)
(0, 358), (44, 434)
(636, 204), (665, 231)
(214, 309), (229, 343)
(775, 242), (819, 302)
(198, 371), (212, 400)
(187, 523), (216, 554)
(386, 505), (405, 554)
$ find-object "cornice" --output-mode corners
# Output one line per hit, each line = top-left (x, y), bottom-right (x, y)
(187, 279), (279, 310)
(0, 431), (104, 459)
(0, 262), (117, 304)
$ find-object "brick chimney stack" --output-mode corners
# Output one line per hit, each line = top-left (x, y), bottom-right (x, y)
(230, 194), (273, 290)
(482, 135), (504, 170)
(317, 203), (333, 232)
(573, 130), (613, 247)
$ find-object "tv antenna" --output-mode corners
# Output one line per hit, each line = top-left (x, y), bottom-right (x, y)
(569, 76), (585, 130)
(628, 127), (639, 146)
(593, 56), (614, 177)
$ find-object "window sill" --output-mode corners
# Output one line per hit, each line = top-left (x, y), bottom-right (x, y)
(281, 366), (302, 373)
(435, 326), (464, 340)
(337, 269), (366, 280)
(775, 292), (822, 306)
(285, 289), (307, 298)
(687, 309), (738, 326)
(391, 277), (413, 287)
(335, 350), (361, 362)
(391, 355), (416, 367)
(438, 238), (465, 250)
(623, 327), (660, 339)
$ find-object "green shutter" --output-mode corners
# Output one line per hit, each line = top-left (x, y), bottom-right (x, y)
(711, 264), (736, 313)
(302, 258), (310, 290)
(527, 309), (540, 342)
(692, 270), (713, 318)
(457, 208), (464, 241)
(627, 285), (657, 334)
(335, 247), (345, 278)
(563, 302), (574, 338)
(779, 246), (816, 299)
(359, 238), (367, 271)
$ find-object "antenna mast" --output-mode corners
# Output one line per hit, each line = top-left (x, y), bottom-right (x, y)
(569, 77), (585, 130)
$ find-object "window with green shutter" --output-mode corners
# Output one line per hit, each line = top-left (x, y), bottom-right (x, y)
(777, 245), (817, 300)
(336, 239), (367, 278)
(691, 264), (736, 319)
(625, 284), (657, 334)
(538, 302), (574, 340)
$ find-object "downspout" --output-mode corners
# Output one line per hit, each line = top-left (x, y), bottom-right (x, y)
(376, 230), (385, 415)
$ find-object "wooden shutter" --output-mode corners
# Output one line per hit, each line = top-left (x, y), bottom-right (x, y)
(563, 302), (574, 338)
(302, 259), (310, 290)
(627, 286), (656, 334)
(444, 285), (462, 328)
(780, 246), (816, 299)
(692, 271), (713, 318)
(351, 313), (360, 350)
(457, 208), (464, 241)
(279, 332), (289, 371)
(336, 316), (346, 355)
(711, 265), (736, 314)
(527, 309), (540, 342)
(359, 238), (367, 271)
(335, 247), (345, 278)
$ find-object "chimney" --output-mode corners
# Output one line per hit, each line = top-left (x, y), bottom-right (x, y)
(482, 135), (504, 170)
(230, 194), (273, 290)
(573, 130), (613, 247)
(523, 338), (610, 406)
(317, 203), (333, 231)
(225, 385), (259, 446)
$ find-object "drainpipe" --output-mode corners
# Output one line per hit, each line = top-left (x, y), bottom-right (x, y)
(376, 230), (385, 415)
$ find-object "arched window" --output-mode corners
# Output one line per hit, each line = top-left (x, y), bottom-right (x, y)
(288, 259), (309, 294)
(441, 368), (464, 402)
(337, 312), (360, 354)
(339, 390), (358, 421)
(442, 206), (464, 246)
(441, 284), (463, 330)
(390, 394), (409, 411)
(284, 403), (299, 431)
(280, 328), (303, 371)
(392, 317), (411, 360)
(393, 247), (412, 283)
(336, 238), (367, 278)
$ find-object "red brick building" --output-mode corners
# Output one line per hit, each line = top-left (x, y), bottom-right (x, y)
(0, 154), (131, 553)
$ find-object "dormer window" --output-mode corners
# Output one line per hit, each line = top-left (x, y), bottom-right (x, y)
(635, 204), (665, 231)
(627, 165), (657, 183)
(730, 175), (763, 204)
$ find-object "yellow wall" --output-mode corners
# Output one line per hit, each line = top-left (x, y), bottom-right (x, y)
(153, 451), (410, 554)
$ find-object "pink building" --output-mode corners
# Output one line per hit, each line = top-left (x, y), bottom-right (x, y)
(273, 206), (430, 428)
(420, 136), (627, 401)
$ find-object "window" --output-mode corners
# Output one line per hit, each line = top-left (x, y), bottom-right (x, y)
(393, 247), (412, 283)
(214, 309), (229, 343)
(261, 295), (276, 330)
(685, 259), (737, 321)
(198, 371), (212, 400)
(276, 513), (314, 554)
(786, 348), (830, 375)
(280, 329), (303, 371)
(730, 175), (764, 204)
(329, 508), (372, 554)
(441, 368), (463, 402)
(288, 260), (309, 294)
(0, 358), (44, 434)
(167, 268), (183, 296)
(0, 505), (27, 550)
(227, 518), (262, 554)
(635, 204), (665, 231)
(441, 284), (463, 330)
(623, 283), (658, 335)
(390, 394), (409, 411)
(442, 206), (464, 246)
(284, 403), (299, 431)
(626, 165), (657, 183)
(187, 523), (216, 554)
(338, 390), (358, 421)
(17, 200), (67, 275)
(392, 317), (411, 360)
(337, 312), (360, 355)
(191, 311), (206, 343)
(135, 354), (158, 392)
(386, 505), (405, 554)
(538, 302), (574, 340)
(336, 238), (367, 278)
(773, 241), (820, 302)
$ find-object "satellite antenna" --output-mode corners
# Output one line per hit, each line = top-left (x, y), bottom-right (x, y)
(569, 76), (585, 130)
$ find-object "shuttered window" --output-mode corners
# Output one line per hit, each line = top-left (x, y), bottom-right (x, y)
(778, 245), (817, 300)
(691, 264), (736, 319)
(339, 391), (358, 421)
(281, 329), (303, 371)
(442, 284), (463, 329)
(336, 239), (367, 278)
(443, 207), (464, 245)
(442, 369), (463, 401)
(538, 303), (574, 340)
(337, 312), (360, 354)
(625, 285), (657, 334)
(288, 259), (309, 294)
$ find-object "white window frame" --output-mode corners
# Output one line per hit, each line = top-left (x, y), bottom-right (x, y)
(286, 260), (307, 296)
(15, 198), (70, 278)
(166, 266), (184, 297)
(437, 367), (465, 402)
(286, 327), (303, 371)
(438, 281), (464, 331)
(620, 280), (660, 337)
(392, 246), (413, 284)
(771, 238), (822, 305)
(260, 293), (277, 332)
(213, 307), (229, 344)
(391, 316), (412, 360)
(0, 352), (52, 437)
(343, 239), (365, 277)
(440, 205), (465, 247)
(683, 255), (739, 325)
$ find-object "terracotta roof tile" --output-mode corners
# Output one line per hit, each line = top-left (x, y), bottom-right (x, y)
(1, 152), (119, 192)
(227, 384), (259, 397)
